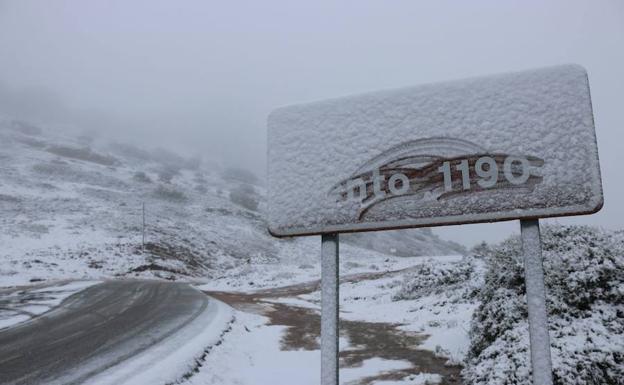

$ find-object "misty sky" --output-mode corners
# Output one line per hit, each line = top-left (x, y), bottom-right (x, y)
(0, 0), (622, 246)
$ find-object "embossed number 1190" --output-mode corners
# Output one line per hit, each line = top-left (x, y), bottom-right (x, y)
(438, 156), (530, 192)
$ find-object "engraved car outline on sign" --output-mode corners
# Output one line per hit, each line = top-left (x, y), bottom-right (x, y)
(329, 137), (544, 220)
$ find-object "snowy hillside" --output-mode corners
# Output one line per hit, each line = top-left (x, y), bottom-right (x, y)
(0, 116), (464, 286)
(343, 229), (465, 257)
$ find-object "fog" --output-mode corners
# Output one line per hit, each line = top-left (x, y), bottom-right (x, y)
(0, 0), (622, 246)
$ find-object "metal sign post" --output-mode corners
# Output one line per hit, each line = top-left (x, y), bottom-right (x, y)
(521, 219), (553, 385)
(267, 65), (602, 385)
(321, 233), (339, 385)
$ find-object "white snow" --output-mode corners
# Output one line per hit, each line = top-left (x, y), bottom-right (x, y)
(316, 255), (478, 363)
(0, 280), (100, 330)
(183, 310), (320, 385)
(196, 241), (434, 292)
(0, 314), (28, 329)
(181, 309), (419, 385)
(340, 358), (413, 383)
(373, 373), (442, 385)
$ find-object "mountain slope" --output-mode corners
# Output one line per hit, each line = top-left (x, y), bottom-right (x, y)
(0, 116), (464, 286)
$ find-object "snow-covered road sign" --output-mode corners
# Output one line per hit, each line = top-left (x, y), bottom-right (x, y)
(267, 65), (602, 236)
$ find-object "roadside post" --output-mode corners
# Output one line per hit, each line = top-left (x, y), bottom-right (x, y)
(267, 65), (602, 385)
(521, 219), (553, 385)
(321, 233), (339, 385)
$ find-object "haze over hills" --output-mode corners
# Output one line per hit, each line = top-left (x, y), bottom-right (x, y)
(0, 116), (465, 286)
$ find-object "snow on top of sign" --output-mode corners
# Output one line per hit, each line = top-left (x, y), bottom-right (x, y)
(267, 65), (602, 236)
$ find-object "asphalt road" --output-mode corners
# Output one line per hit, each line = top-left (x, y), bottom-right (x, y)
(0, 280), (210, 385)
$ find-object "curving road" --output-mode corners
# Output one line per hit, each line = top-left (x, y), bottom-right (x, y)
(0, 280), (210, 385)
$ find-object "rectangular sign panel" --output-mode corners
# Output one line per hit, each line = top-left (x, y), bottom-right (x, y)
(267, 65), (603, 236)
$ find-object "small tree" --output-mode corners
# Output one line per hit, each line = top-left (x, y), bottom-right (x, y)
(153, 184), (187, 203)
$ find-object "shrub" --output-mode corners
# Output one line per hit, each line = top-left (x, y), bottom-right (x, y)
(393, 256), (476, 301)
(153, 184), (187, 203)
(463, 225), (624, 385)
(156, 165), (180, 183)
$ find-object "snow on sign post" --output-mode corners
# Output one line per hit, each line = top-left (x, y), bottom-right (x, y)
(267, 65), (603, 385)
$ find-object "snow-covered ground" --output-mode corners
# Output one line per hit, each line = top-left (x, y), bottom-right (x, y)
(193, 255), (475, 385)
(0, 280), (99, 329)
(253, 254), (478, 363)
(330, 256), (481, 363)
(198, 242), (436, 292)
(185, 310), (321, 385)
(193, 306), (437, 385)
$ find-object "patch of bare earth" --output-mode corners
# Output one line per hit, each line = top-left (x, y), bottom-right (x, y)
(205, 270), (462, 385)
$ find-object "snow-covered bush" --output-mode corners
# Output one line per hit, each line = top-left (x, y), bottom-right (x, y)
(393, 256), (476, 301)
(153, 184), (187, 203)
(464, 225), (624, 385)
(156, 164), (180, 183)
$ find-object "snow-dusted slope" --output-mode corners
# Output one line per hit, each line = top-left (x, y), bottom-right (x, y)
(342, 228), (465, 257)
(0, 116), (464, 286)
